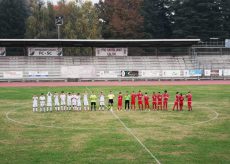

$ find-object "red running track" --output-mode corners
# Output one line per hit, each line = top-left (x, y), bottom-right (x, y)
(0, 80), (230, 87)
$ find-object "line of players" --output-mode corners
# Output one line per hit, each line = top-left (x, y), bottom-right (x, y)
(32, 90), (192, 112)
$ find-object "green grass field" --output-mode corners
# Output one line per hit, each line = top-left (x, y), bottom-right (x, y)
(0, 85), (230, 164)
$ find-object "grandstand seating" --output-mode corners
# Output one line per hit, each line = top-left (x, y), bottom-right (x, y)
(0, 54), (229, 81)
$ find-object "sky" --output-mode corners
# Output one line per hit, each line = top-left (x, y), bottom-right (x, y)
(46, 0), (100, 4)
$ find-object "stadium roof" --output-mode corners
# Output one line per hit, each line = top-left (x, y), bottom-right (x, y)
(0, 39), (200, 47)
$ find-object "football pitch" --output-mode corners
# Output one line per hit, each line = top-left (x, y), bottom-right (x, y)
(0, 85), (230, 164)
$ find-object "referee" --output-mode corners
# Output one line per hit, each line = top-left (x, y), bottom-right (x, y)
(124, 91), (130, 111)
(108, 91), (115, 110)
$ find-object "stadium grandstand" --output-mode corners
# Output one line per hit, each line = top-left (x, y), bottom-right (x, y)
(0, 39), (230, 82)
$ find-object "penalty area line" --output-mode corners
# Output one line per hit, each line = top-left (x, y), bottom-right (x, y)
(111, 110), (161, 164)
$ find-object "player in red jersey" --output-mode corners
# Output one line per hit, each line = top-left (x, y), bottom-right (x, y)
(157, 92), (163, 110)
(152, 92), (157, 110)
(179, 93), (184, 111)
(163, 90), (169, 110)
(144, 92), (150, 111)
(131, 91), (136, 111)
(117, 92), (123, 111)
(186, 91), (192, 111)
(172, 92), (179, 111)
(137, 90), (143, 110)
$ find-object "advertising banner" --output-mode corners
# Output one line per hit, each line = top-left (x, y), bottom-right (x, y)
(28, 47), (63, 56)
(99, 71), (118, 78)
(61, 66), (95, 78)
(121, 71), (138, 77)
(183, 70), (190, 77)
(0, 47), (6, 56)
(96, 48), (128, 56)
(189, 69), (203, 76)
(204, 70), (211, 76)
(28, 71), (48, 78)
(3, 71), (23, 78)
(140, 70), (161, 77)
(162, 70), (181, 77)
(225, 39), (230, 48)
(223, 69), (230, 76)
(210, 70), (222, 76)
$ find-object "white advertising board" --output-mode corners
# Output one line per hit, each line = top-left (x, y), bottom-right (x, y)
(61, 66), (95, 78)
(223, 69), (230, 76)
(225, 39), (230, 48)
(0, 47), (6, 56)
(162, 70), (181, 77)
(99, 71), (118, 78)
(140, 70), (161, 77)
(183, 70), (190, 77)
(204, 70), (211, 76)
(28, 71), (48, 78)
(28, 47), (63, 56)
(96, 48), (128, 56)
(3, 71), (23, 78)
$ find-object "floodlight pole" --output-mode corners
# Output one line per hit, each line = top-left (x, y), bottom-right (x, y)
(58, 25), (61, 39)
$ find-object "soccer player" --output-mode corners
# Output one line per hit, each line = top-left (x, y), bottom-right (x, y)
(72, 93), (77, 111)
(157, 92), (163, 110)
(67, 92), (72, 111)
(54, 92), (60, 111)
(186, 91), (193, 111)
(137, 90), (143, 110)
(99, 91), (105, 111)
(39, 93), (46, 112)
(46, 92), (53, 112)
(172, 92), (180, 111)
(32, 95), (38, 112)
(60, 91), (66, 111)
(90, 92), (97, 111)
(179, 93), (184, 111)
(163, 90), (169, 110)
(117, 92), (123, 111)
(124, 91), (130, 111)
(144, 92), (150, 111)
(83, 91), (89, 111)
(152, 92), (157, 111)
(131, 91), (136, 111)
(108, 91), (115, 110)
(76, 93), (81, 111)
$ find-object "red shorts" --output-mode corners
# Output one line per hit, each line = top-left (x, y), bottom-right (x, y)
(158, 102), (162, 105)
(131, 101), (135, 105)
(138, 101), (143, 105)
(145, 102), (149, 106)
(188, 102), (192, 106)
(152, 102), (157, 105)
(163, 101), (168, 104)
(118, 101), (122, 106)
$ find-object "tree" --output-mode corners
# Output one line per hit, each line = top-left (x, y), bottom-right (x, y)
(141, 0), (172, 39)
(221, 0), (230, 38)
(96, 0), (144, 39)
(172, 0), (224, 40)
(0, 0), (29, 38)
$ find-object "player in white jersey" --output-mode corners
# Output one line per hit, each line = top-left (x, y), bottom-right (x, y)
(83, 91), (89, 111)
(32, 95), (38, 112)
(72, 93), (77, 111)
(46, 92), (53, 112)
(39, 93), (46, 112)
(60, 91), (66, 111)
(76, 93), (82, 111)
(67, 92), (72, 111)
(54, 92), (60, 111)
(99, 91), (105, 111)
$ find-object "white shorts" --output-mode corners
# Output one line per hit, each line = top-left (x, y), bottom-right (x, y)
(61, 101), (66, 106)
(77, 101), (81, 107)
(84, 101), (89, 106)
(54, 101), (59, 106)
(40, 102), (45, 107)
(67, 101), (72, 106)
(47, 102), (52, 107)
(72, 101), (77, 106)
(33, 103), (38, 108)
(100, 101), (105, 106)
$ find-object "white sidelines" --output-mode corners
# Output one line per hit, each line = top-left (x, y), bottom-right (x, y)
(86, 87), (161, 164)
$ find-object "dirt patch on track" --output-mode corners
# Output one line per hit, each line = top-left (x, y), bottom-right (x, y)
(0, 80), (229, 87)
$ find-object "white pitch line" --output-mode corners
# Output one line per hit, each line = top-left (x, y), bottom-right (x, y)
(111, 110), (161, 164)
(189, 111), (219, 126)
(5, 109), (115, 131)
(86, 86), (161, 163)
